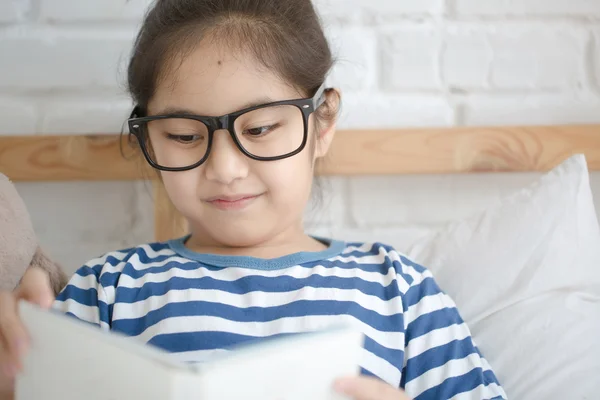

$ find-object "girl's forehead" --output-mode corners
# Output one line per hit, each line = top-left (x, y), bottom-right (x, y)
(149, 43), (300, 116)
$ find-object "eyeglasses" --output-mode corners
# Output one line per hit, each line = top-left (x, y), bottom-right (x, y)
(127, 83), (329, 172)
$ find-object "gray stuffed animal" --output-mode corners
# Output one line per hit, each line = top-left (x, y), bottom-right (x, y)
(0, 173), (67, 295)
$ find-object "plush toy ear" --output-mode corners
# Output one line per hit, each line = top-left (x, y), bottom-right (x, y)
(0, 173), (38, 292)
(0, 174), (69, 295)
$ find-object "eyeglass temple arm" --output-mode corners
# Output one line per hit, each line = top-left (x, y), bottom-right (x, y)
(312, 82), (328, 110)
(129, 106), (141, 119)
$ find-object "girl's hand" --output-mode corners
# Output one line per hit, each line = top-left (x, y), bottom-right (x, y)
(334, 376), (412, 400)
(0, 267), (54, 387)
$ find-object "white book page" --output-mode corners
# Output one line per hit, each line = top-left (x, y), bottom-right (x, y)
(18, 300), (189, 369)
(16, 301), (364, 400)
(15, 301), (189, 400)
(180, 328), (365, 400)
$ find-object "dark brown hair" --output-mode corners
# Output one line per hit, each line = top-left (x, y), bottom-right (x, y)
(126, 0), (339, 134)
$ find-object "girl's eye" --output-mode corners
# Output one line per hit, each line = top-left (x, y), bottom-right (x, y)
(167, 134), (202, 143)
(243, 125), (277, 137)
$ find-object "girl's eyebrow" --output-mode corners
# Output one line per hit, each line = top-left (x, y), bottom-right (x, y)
(152, 107), (198, 116)
(153, 97), (276, 117)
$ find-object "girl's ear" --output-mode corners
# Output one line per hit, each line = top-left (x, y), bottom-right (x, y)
(314, 88), (341, 159)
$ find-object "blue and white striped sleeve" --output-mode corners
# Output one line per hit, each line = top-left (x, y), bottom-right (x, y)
(398, 256), (507, 400)
(52, 261), (112, 331)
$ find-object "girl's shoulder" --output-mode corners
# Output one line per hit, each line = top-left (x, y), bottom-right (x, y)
(77, 240), (185, 279)
(332, 240), (431, 286)
(340, 240), (425, 268)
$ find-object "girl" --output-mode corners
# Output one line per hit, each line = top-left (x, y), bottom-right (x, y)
(0, 1), (507, 399)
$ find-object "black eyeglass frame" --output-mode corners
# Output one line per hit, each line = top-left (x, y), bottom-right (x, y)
(127, 83), (329, 172)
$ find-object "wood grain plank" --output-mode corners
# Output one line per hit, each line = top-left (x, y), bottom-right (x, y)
(0, 134), (151, 182)
(318, 124), (600, 175)
(1, 125), (599, 182)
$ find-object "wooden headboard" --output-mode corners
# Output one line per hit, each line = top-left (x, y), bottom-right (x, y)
(2, 124), (599, 241)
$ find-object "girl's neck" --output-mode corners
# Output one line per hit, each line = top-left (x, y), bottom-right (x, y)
(183, 227), (328, 260)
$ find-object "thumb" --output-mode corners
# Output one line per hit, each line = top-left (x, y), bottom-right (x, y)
(14, 267), (55, 309)
(334, 376), (411, 400)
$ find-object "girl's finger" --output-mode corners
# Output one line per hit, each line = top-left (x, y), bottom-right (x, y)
(333, 376), (411, 400)
(0, 292), (28, 375)
(0, 311), (13, 378)
(15, 268), (54, 309)
(0, 357), (15, 397)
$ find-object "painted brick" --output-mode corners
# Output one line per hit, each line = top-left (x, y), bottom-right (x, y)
(0, 0), (31, 23)
(441, 26), (492, 89)
(0, 98), (37, 135)
(0, 29), (134, 90)
(593, 29), (600, 90)
(456, 0), (600, 17)
(380, 26), (441, 90)
(325, 27), (378, 91)
(488, 26), (585, 89)
(40, 96), (134, 134)
(39, 0), (154, 22)
(441, 24), (585, 90)
(315, 0), (445, 25)
(337, 93), (454, 129)
(327, 27), (379, 90)
(464, 94), (600, 126)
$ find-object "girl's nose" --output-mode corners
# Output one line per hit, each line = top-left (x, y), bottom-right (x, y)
(203, 129), (249, 185)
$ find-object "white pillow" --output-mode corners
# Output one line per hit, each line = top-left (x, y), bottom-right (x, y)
(406, 154), (600, 400)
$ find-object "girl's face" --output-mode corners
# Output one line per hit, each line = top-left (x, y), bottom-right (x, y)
(146, 41), (336, 249)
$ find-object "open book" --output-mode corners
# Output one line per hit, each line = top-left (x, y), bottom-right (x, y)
(15, 301), (364, 400)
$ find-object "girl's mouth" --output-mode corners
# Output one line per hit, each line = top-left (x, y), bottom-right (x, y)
(205, 194), (262, 210)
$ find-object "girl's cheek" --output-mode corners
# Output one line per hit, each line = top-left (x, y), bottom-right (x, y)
(162, 172), (199, 199)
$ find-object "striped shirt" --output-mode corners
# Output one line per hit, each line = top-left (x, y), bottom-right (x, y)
(53, 237), (507, 400)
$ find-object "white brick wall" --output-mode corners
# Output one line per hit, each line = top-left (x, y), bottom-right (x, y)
(40, 95), (133, 134)
(463, 93), (600, 126)
(380, 25), (441, 90)
(593, 28), (600, 89)
(2, 0), (600, 273)
(0, 0), (31, 23)
(39, 0), (152, 22)
(0, 28), (134, 90)
(337, 93), (454, 128)
(315, 0), (445, 24)
(455, 0), (600, 17)
(489, 25), (585, 89)
(326, 27), (379, 91)
(442, 27), (491, 89)
(0, 98), (37, 134)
